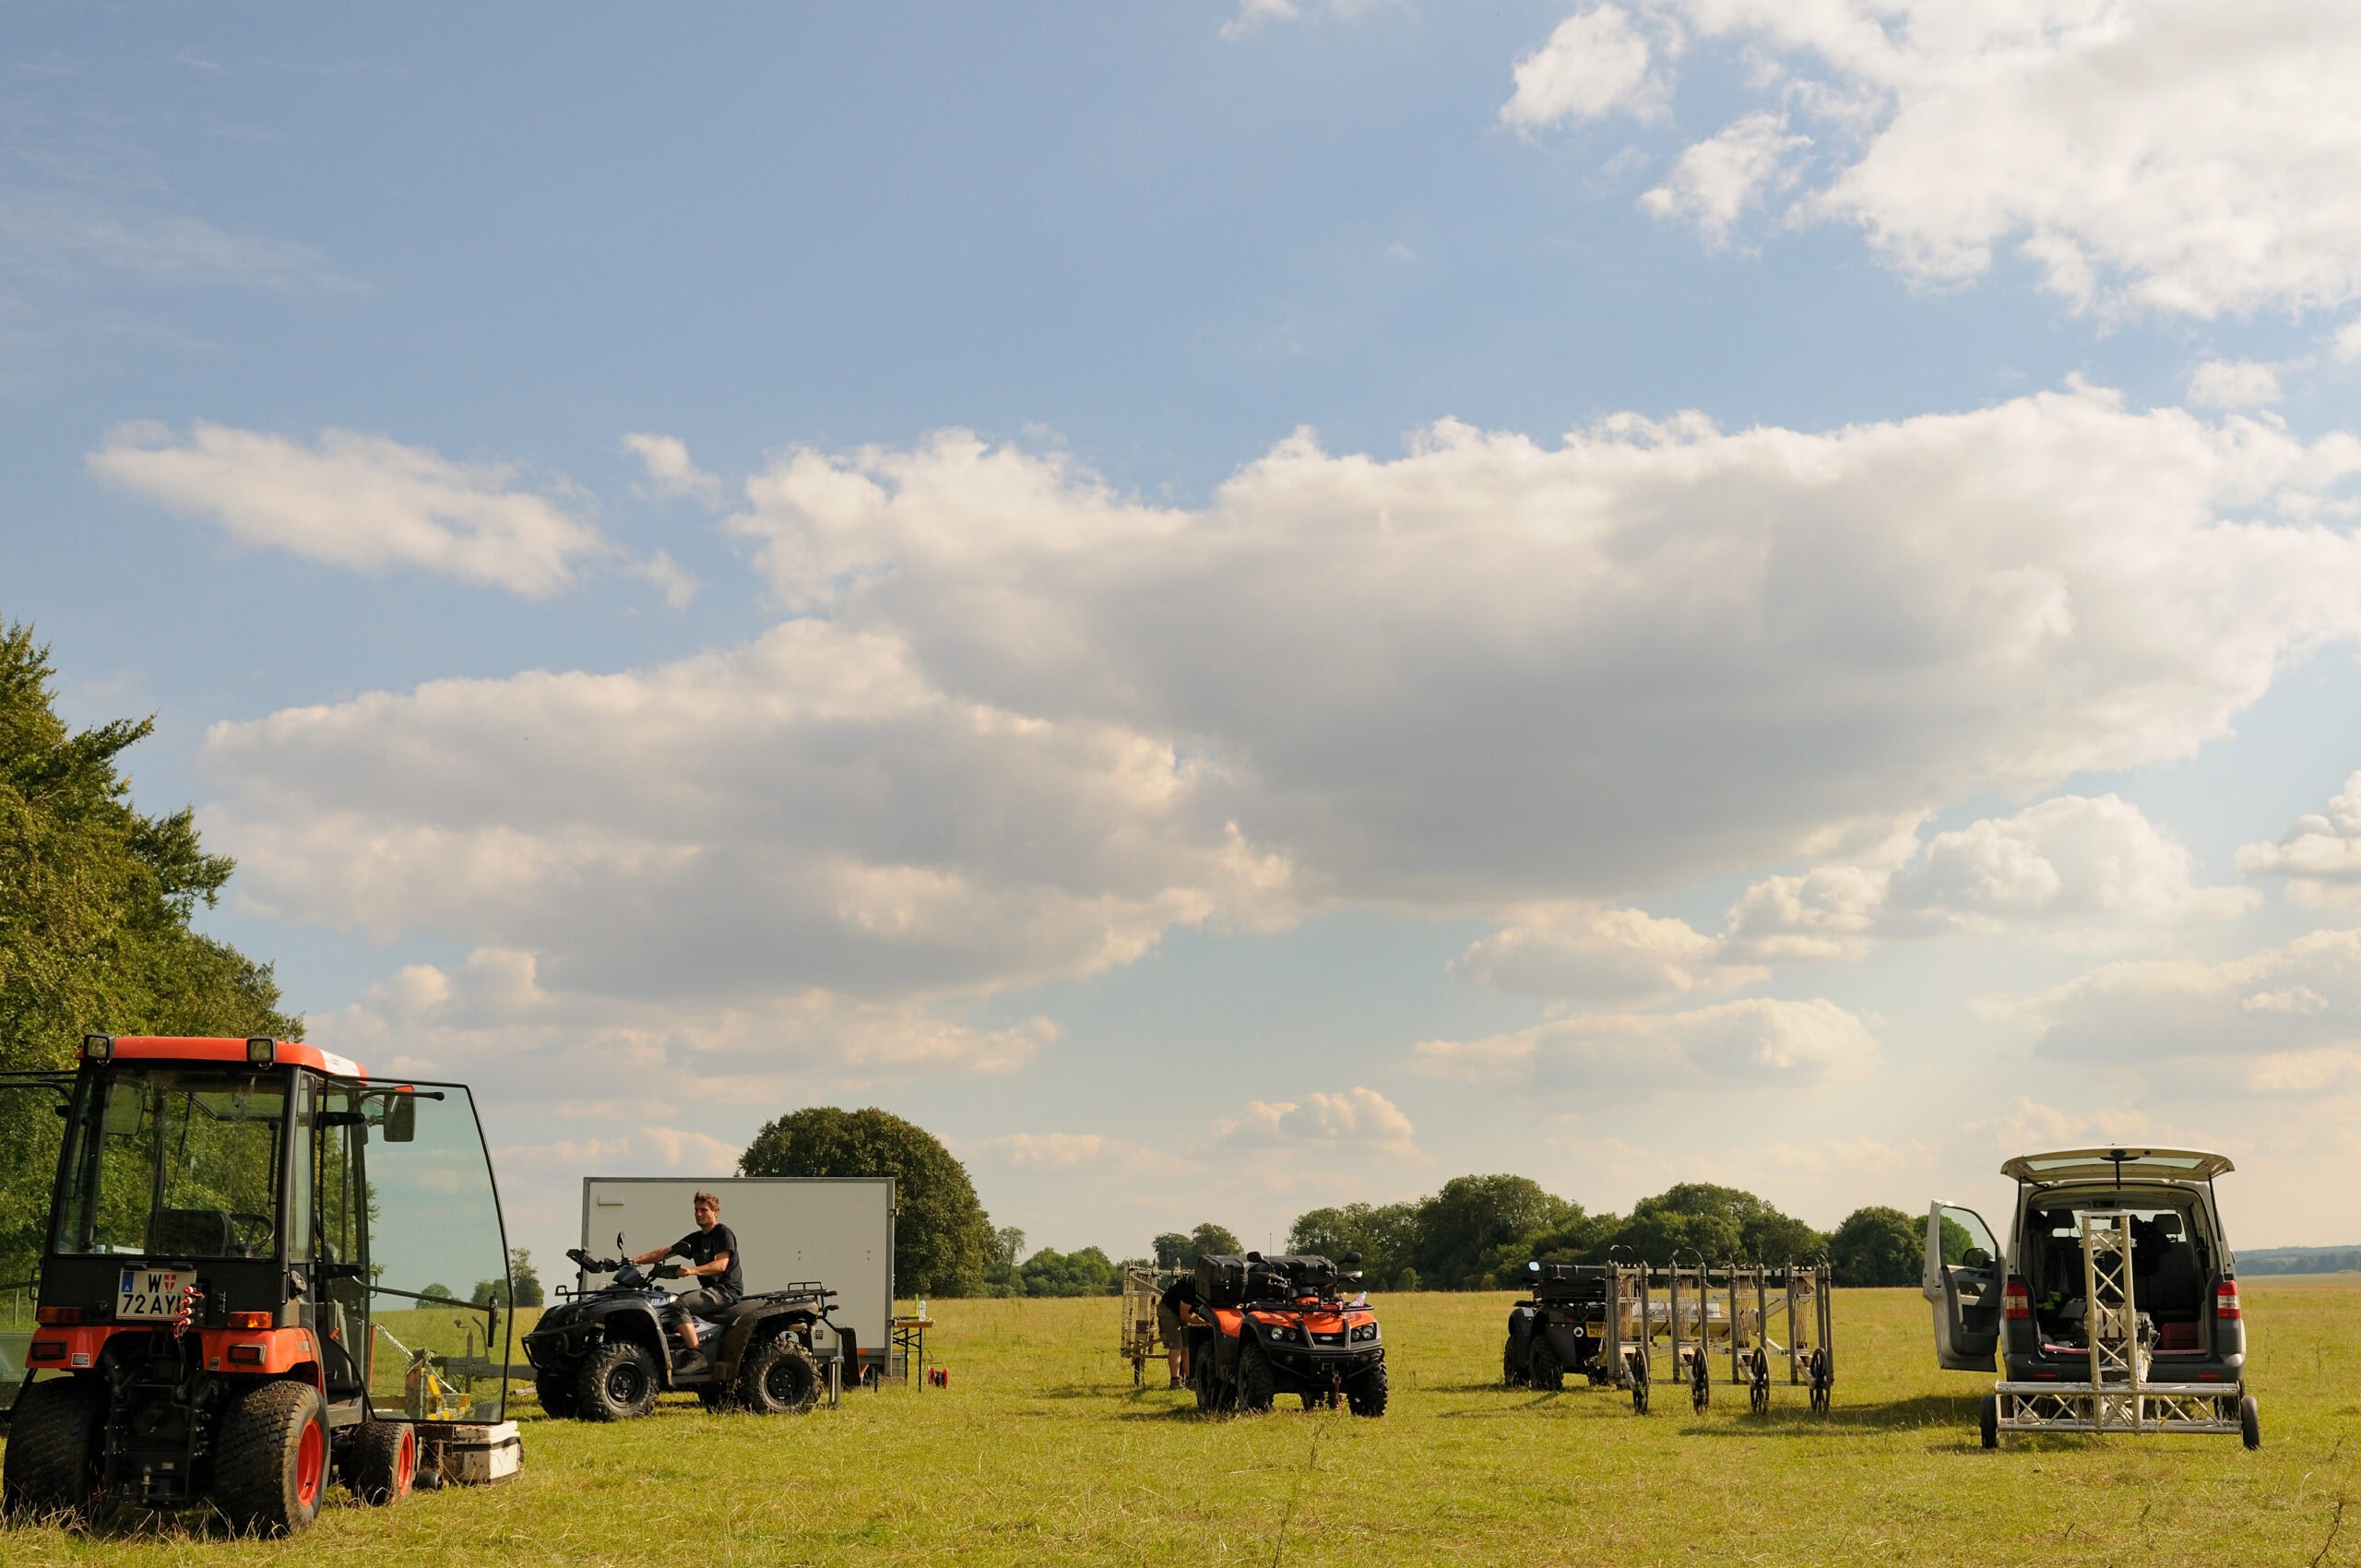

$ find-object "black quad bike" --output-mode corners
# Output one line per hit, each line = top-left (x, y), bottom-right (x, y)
(521, 1242), (841, 1420)
(1503, 1260), (1614, 1390)
(1187, 1252), (1386, 1417)
(0, 1034), (516, 1537)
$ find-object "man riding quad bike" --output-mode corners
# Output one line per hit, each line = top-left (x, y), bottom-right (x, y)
(1186, 1252), (1386, 1416)
(520, 1241), (842, 1420)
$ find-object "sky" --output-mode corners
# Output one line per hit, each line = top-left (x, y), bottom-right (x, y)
(8, 1), (2361, 1276)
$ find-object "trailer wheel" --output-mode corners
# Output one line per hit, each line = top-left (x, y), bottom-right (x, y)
(576, 1340), (659, 1421)
(214, 1379), (330, 1537)
(1346, 1361), (1388, 1418)
(1, 1375), (102, 1523)
(534, 1368), (581, 1419)
(1690, 1351), (1710, 1414)
(1529, 1339), (1565, 1392)
(738, 1336), (821, 1415)
(2240, 1395), (2260, 1451)
(1978, 1393), (1999, 1449)
(1237, 1339), (1277, 1413)
(342, 1419), (416, 1505)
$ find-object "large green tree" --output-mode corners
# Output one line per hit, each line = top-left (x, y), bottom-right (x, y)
(1413, 1175), (1579, 1289)
(0, 623), (299, 1291)
(738, 1106), (994, 1295)
(1288, 1201), (1421, 1289)
(1831, 1206), (1921, 1287)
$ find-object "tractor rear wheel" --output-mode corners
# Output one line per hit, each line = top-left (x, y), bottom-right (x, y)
(341, 1419), (416, 1505)
(1346, 1361), (1388, 1418)
(1529, 1339), (1565, 1392)
(738, 1336), (822, 1415)
(213, 1379), (330, 1537)
(534, 1368), (581, 1419)
(576, 1340), (659, 1421)
(1237, 1340), (1276, 1413)
(2, 1375), (101, 1523)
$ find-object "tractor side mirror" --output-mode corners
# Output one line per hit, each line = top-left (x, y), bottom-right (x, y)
(101, 1080), (144, 1137)
(384, 1092), (416, 1143)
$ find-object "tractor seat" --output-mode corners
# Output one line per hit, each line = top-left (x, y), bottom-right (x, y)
(147, 1207), (233, 1257)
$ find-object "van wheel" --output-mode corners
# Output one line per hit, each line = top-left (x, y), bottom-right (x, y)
(1529, 1340), (1564, 1391)
(342, 1419), (416, 1505)
(1, 1375), (102, 1522)
(576, 1340), (659, 1421)
(739, 1336), (821, 1415)
(213, 1380), (329, 1537)
(1979, 1393), (1999, 1449)
(2240, 1395), (2260, 1450)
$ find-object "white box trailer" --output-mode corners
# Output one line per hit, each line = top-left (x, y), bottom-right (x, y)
(580, 1176), (895, 1380)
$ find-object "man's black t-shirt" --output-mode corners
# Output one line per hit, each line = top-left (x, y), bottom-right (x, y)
(1159, 1276), (1199, 1313)
(674, 1223), (743, 1298)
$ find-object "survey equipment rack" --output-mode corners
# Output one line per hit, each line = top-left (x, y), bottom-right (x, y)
(1120, 1265), (1185, 1386)
(1600, 1259), (1834, 1415)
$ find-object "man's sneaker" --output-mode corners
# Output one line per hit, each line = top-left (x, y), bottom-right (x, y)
(672, 1347), (710, 1377)
(1169, 1374), (1184, 1389)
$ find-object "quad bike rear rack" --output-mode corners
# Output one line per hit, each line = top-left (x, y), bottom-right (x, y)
(1598, 1259), (1833, 1416)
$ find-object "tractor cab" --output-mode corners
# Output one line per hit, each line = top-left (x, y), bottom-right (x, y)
(0, 1035), (513, 1533)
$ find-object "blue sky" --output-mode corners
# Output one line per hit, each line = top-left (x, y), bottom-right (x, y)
(9, 2), (2361, 1272)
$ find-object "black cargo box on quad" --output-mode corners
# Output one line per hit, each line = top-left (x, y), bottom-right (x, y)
(1196, 1254), (1248, 1309)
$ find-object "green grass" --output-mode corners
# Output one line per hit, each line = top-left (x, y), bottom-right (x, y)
(5, 1279), (2357, 1564)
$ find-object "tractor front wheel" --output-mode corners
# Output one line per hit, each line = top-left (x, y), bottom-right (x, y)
(342, 1419), (416, 1505)
(1346, 1361), (1388, 1418)
(1237, 1340), (1276, 1413)
(738, 1336), (822, 1415)
(576, 1340), (660, 1422)
(214, 1379), (330, 1537)
(2, 1375), (101, 1523)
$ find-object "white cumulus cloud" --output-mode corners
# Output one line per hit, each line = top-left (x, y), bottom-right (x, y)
(1409, 997), (1877, 1099)
(2186, 361), (2284, 410)
(1219, 1087), (1418, 1150)
(1640, 112), (1809, 250)
(2239, 772), (2361, 909)
(1501, 6), (1661, 129)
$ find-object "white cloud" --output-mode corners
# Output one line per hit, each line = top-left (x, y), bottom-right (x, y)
(623, 431), (723, 505)
(1515, 2), (2361, 318)
(2238, 772), (2361, 909)
(627, 550), (699, 609)
(1453, 902), (1759, 1002)
(967, 1133), (1171, 1170)
(1409, 997), (1876, 1098)
(0, 187), (349, 291)
(1218, 0), (1388, 42)
(1501, 6), (1660, 130)
(1218, 1087), (1418, 1150)
(1640, 112), (1809, 249)
(89, 422), (612, 597)
(2186, 361), (2283, 410)
(2338, 320), (2361, 364)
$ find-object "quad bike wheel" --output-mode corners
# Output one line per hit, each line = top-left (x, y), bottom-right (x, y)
(214, 1379), (330, 1538)
(341, 1419), (417, 1505)
(576, 1340), (660, 1421)
(1689, 1351), (1710, 1414)
(534, 1368), (581, 1419)
(738, 1335), (822, 1415)
(2241, 1394), (2260, 1451)
(1346, 1361), (1388, 1418)
(1237, 1339), (1277, 1413)
(1529, 1339), (1565, 1392)
(1978, 1392), (1999, 1449)
(1501, 1338), (1527, 1388)
(2, 1375), (102, 1523)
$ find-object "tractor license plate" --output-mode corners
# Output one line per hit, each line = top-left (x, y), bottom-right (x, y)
(118, 1268), (189, 1322)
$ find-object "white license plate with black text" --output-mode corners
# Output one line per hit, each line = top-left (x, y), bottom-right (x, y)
(117, 1268), (189, 1321)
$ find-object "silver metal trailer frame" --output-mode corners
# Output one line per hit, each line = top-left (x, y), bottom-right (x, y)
(1598, 1259), (1834, 1416)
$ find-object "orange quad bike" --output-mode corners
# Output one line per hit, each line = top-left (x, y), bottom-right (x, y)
(1187, 1253), (1386, 1415)
(0, 1035), (516, 1535)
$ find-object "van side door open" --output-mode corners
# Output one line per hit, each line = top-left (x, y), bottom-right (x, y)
(1924, 1202), (2003, 1372)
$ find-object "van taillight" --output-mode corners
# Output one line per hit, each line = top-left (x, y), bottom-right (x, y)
(2215, 1281), (2242, 1320)
(2003, 1280), (2030, 1320)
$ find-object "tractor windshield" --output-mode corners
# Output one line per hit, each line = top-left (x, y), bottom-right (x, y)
(53, 1066), (290, 1260)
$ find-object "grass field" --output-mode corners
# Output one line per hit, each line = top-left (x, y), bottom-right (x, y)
(4, 1277), (2356, 1564)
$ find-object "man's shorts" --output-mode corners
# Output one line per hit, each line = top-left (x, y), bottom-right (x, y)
(669, 1287), (740, 1323)
(1157, 1301), (1185, 1342)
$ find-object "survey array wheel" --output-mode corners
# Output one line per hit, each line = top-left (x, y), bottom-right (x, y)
(1809, 1348), (1832, 1415)
(214, 1380), (329, 1537)
(341, 1418), (416, 1505)
(2241, 1395), (2261, 1450)
(1690, 1351), (1710, 1414)
(1630, 1353), (1651, 1415)
(1978, 1393), (1999, 1449)
(1, 1375), (102, 1523)
(1749, 1348), (1770, 1416)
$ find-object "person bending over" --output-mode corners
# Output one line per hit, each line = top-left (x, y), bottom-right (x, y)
(1158, 1272), (1202, 1388)
(631, 1190), (742, 1372)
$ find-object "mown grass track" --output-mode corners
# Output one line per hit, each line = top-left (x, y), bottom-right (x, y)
(4, 1279), (2355, 1564)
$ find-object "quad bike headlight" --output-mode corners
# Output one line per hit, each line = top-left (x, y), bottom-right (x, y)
(1350, 1323), (1379, 1342)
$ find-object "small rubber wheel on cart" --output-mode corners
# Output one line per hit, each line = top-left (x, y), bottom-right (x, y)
(1690, 1352), (1710, 1414)
(1749, 1348), (1770, 1416)
(2240, 1395), (2260, 1450)
(1630, 1356), (1650, 1416)
(1978, 1393), (1999, 1450)
(1809, 1348), (1831, 1415)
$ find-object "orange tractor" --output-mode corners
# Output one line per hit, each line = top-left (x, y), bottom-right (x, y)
(0, 1035), (516, 1534)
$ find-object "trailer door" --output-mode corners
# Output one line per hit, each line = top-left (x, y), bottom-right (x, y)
(1924, 1202), (2002, 1372)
